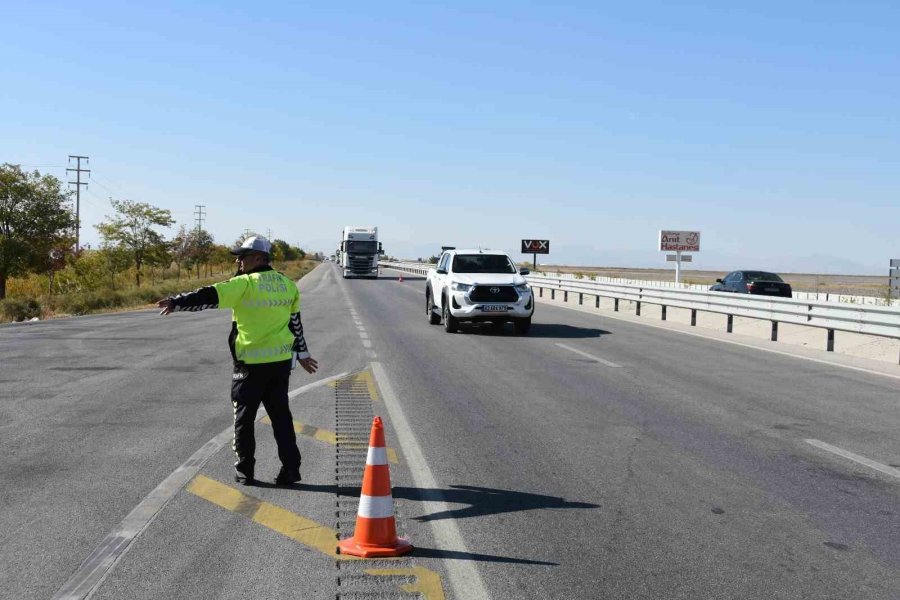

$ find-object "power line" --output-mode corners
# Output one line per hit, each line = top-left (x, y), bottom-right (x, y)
(194, 204), (206, 233)
(89, 174), (130, 197)
(67, 155), (90, 252)
(9, 164), (66, 168)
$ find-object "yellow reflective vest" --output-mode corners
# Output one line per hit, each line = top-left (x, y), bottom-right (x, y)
(213, 269), (300, 364)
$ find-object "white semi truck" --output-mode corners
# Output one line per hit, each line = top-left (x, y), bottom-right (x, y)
(340, 226), (382, 278)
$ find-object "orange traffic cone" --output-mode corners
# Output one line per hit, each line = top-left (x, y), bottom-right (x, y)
(339, 416), (412, 558)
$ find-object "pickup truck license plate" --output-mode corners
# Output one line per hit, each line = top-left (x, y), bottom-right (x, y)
(765, 287), (779, 292)
(481, 305), (507, 312)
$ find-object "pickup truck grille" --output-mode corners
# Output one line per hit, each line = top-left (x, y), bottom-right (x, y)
(470, 285), (518, 302)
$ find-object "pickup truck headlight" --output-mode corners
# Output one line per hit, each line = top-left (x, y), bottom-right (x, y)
(514, 284), (531, 293)
(451, 282), (472, 292)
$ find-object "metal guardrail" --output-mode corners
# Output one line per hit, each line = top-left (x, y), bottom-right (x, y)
(380, 261), (900, 361)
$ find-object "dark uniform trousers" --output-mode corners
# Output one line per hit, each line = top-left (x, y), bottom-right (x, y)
(231, 359), (301, 476)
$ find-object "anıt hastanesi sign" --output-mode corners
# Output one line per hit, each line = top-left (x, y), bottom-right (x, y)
(659, 230), (700, 252)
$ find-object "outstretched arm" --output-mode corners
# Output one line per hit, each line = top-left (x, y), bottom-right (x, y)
(157, 286), (219, 316)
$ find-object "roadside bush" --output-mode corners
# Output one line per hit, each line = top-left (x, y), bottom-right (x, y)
(0, 297), (42, 322)
(574, 272), (585, 279)
(50, 290), (127, 315)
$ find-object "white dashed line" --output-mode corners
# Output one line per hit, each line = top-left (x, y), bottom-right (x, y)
(556, 343), (623, 368)
(805, 439), (900, 481)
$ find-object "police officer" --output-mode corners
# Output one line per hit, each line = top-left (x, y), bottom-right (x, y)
(157, 236), (318, 486)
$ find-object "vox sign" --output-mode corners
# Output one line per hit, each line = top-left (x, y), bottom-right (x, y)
(521, 239), (550, 254)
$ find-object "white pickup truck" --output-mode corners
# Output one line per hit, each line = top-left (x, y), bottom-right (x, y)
(425, 248), (534, 334)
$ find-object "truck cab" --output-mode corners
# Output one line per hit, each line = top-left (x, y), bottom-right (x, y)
(425, 248), (533, 334)
(340, 226), (382, 278)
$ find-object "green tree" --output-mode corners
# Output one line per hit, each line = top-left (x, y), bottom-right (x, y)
(170, 225), (192, 280)
(0, 164), (76, 299)
(96, 199), (174, 287)
(272, 239), (300, 261)
(187, 229), (215, 278)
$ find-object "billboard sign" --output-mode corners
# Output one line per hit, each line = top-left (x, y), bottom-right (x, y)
(659, 230), (700, 252)
(521, 239), (550, 254)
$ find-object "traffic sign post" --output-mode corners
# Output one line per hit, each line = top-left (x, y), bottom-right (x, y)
(890, 259), (900, 299)
(659, 230), (700, 284)
(521, 239), (550, 270)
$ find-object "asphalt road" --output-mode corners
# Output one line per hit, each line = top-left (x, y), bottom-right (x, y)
(2, 262), (899, 599)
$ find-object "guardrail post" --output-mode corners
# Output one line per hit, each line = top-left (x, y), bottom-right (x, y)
(539, 287), (543, 298)
(661, 305), (667, 321)
(636, 301), (641, 316)
(827, 329), (834, 352)
(595, 295), (599, 308)
(727, 314), (733, 333)
(691, 309), (697, 326)
(614, 298), (619, 312)
(564, 290), (568, 302)
(551, 289), (555, 300)
(579, 293), (583, 305)
(771, 321), (778, 342)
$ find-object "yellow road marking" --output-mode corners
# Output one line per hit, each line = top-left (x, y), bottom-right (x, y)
(261, 416), (399, 464)
(366, 567), (446, 599)
(356, 369), (380, 401)
(187, 475), (354, 560)
(261, 416), (337, 444)
(328, 370), (380, 401)
(387, 447), (399, 464)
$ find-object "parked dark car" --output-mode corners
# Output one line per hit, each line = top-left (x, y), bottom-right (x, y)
(709, 270), (792, 298)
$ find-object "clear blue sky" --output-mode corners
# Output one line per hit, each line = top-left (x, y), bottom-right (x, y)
(3, 1), (898, 274)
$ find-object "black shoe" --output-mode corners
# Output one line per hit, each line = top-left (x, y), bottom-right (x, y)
(274, 466), (301, 485)
(234, 470), (255, 485)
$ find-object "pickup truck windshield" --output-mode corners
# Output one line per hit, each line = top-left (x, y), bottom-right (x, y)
(452, 254), (517, 274)
(345, 240), (377, 254)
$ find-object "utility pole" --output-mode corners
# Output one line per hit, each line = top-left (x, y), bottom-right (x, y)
(194, 204), (206, 233)
(243, 228), (251, 240)
(266, 228), (272, 241)
(67, 155), (90, 252)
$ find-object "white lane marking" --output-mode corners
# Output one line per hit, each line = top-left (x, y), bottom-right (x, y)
(556, 343), (622, 368)
(359, 331), (369, 339)
(537, 297), (900, 383)
(805, 439), (900, 481)
(53, 372), (349, 600)
(366, 350), (377, 359)
(362, 340), (372, 348)
(371, 362), (490, 600)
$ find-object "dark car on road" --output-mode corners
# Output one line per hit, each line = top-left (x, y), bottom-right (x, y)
(709, 270), (793, 297)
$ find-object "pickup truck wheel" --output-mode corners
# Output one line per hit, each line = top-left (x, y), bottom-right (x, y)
(426, 291), (440, 324)
(514, 317), (531, 335)
(442, 301), (458, 333)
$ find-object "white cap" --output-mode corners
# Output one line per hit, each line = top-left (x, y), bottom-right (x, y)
(230, 235), (272, 256)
